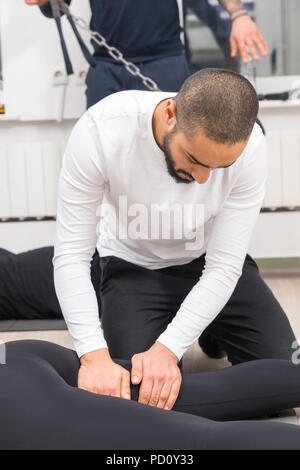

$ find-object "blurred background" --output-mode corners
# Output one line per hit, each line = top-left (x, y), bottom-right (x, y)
(0, 0), (299, 261)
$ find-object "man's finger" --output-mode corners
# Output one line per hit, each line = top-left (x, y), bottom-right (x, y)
(108, 372), (122, 398)
(156, 374), (181, 410)
(162, 378), (181, 411)
(156, 379), (174, 409)
(120, 370), (131, 400)
(253, 34), (269, 56)
(230, 37), (238, 58)
(246, 38), (259, 61)
(131, 354), (143, 385)
(148, 377), (164, 407)
(25, 0), (48, 4)
(138, 375), (154, 405)
(238, 40), (249, 63)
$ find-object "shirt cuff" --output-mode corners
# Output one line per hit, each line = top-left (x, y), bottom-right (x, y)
(74, 329), (109, 359)
(156, 306), (204, 361)
(39, 4), (54, 18)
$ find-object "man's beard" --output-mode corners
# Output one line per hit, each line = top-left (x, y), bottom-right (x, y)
(162, 131), (194, 184)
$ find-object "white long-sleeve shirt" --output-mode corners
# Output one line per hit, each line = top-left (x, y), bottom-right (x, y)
(53, 90), (267, 360)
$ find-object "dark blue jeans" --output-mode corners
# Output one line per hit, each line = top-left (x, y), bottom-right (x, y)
(85, 53), (190, 107)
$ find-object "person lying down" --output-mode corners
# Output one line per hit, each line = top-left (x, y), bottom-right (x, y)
(1, 339), (300, 450)
(0, 247), (100, 321)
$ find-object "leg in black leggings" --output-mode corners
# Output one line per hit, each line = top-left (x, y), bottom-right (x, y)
(0, 247), (101, 320)
(1, 340), (300, 450)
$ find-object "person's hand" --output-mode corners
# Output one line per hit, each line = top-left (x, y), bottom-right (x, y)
(78, 348), (131, 400)
(131, 341), (182, 410)
(230, 15), (269, 62)
(25, 0), (49, 5)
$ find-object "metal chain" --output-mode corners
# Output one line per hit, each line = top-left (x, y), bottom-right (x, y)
(57, 0), (161, 92)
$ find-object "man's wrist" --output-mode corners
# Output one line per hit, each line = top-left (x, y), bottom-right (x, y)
(80, 347), (111, 365)
(231, 10), (249, 22)
(218, 1), (245, 17)
(230, 7), (247, 19)
(154, 341), (179, 362)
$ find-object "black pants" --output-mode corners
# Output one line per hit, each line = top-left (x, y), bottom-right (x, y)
(1, 247), (295, 368)
(1, 339), (300, 450)
(99, 254), (296, 366)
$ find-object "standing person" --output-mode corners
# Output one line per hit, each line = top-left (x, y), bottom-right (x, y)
(26, 0), (269, 107)
(51, 69), (296, 410)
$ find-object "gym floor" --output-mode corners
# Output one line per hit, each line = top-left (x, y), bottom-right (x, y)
(1, 269), (300, 423)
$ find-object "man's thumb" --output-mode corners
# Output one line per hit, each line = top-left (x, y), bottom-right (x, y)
(131, 355), (142, 384)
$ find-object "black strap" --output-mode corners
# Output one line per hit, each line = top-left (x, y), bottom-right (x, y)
(49, 0), (96, 76)
(50, 0), (73, 75)
(66, 14), (97, 68)
(255, 117), (266, 136)
(54, 16), (73, 75)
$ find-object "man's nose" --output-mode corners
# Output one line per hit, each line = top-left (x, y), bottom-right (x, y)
(191, 168), (211, 184)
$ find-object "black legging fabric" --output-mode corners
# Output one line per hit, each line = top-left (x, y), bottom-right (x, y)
(0, 247), (100, 320)
(1, 340), (300, 450)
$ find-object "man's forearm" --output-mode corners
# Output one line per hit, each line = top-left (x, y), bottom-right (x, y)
(156, 266), (242, 361)
(218, 0), (246, 17)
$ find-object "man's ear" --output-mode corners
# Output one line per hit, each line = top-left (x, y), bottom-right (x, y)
(164, 99), (177, 127)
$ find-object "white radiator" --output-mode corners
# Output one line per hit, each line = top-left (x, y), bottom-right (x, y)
(264, 130), (300, 209)
(0, 131), (299, 221)
(0, 142), (64, 220)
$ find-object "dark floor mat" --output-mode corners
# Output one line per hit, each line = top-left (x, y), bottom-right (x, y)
(0, 319), (67, 331)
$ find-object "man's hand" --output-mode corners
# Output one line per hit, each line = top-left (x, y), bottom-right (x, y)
(131, 342), (182, 410)
(78, 348), (131, 400)
(25, 1), (49, 5)
(230, 15), (269, 62)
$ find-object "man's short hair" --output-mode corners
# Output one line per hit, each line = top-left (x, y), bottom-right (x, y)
(174, 68), (259, 144)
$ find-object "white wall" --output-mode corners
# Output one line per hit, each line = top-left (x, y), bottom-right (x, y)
(0, 0), (91, 120)
(0, 0), (90, 252)
(0, 0), (300, 258)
